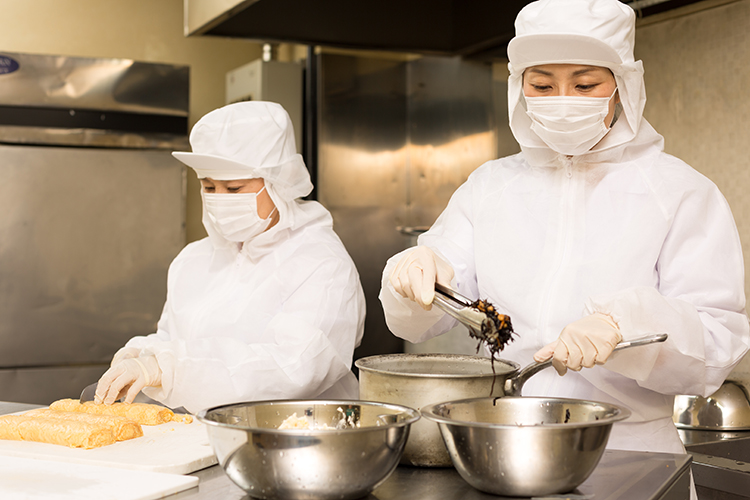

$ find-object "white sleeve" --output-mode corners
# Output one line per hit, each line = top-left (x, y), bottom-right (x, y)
(129, 257), (365, 413)
(379, 177), (480, 343)
(587, 183), (750, 397)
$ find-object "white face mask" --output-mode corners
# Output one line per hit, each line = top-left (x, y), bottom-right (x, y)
(525, 89), (617, 156)
(203, 186), (276, 242)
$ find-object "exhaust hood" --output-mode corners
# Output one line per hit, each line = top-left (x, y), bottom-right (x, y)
(184, 0), (709, 59)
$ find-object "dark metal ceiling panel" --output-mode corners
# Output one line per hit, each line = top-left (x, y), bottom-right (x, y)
(205, 0), (456, 53)
(192, 0), (712, 58)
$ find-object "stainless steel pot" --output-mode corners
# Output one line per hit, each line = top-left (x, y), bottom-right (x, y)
(356, 334), (666, 467)
(421, 397), (631, 496)
(357, 353), (515, 466)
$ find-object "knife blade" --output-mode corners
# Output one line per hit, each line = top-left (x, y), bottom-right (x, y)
(79, 382), (99, 403)
(79, 382), (188, 413)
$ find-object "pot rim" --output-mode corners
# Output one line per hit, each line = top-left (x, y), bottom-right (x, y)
(355, 353), (520, 379)
(195, 399), (421, 434)
(420, 396), (632, 429)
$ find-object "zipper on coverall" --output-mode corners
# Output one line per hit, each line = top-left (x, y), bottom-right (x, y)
(536, 157), (576, 354)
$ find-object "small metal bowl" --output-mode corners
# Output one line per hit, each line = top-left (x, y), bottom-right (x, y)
(673, 380), (750, 430)
(421, 397), (631, 497)
(196, 400), (420, 500)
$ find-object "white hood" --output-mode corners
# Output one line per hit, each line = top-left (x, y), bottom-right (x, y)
(507, 0), (648, 166)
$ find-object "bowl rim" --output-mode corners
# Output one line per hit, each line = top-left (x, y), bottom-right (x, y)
(195, 398), (421, 434)
(420, 396), (632, 429)
(355, 353), (520, 379)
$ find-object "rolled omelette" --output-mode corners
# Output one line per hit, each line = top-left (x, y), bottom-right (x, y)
(49, 399), (177, 425)
(0, 415), (116, 449)
(22, 408), (143, 441)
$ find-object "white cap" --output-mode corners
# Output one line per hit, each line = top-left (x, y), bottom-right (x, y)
(173, 101), (313, 201)
(508, 0), (636, 71)
(506, 0), (646, 163)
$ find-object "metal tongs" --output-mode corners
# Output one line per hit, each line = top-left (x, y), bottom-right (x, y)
(433, 283), (497, 339)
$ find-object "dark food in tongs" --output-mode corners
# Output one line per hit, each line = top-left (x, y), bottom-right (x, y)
(433, 284), (515, 393)
(469, 299), (515, 356)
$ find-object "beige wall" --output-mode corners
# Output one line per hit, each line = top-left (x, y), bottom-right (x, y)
(0, 0), (263, 243)
(635, 0), (750, 376)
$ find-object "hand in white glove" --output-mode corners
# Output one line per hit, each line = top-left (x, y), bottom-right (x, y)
(95, 355), (162, 405)
(389, 246), (455, 310)
(110, 347), (140, 366)
(533, 313), (622, 376)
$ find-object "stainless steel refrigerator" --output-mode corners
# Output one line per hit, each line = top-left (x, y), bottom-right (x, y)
(0, 52), (188, 404)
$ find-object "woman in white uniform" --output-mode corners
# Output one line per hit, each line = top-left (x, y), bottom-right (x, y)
(380, 0), (749, 477)
(96, 101), (365, 413)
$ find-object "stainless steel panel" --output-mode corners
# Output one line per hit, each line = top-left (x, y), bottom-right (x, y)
(0, 125), (190, 150)
(0, 145), (186, 368)
(0, 52), (189, 149)
(317, 53), (500, 360)
(406, 57), (496, 227)
(0, 52), (189, 116)
(318, 54), (409, 358)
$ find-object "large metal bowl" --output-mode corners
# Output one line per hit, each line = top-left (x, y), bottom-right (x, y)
(421, 397), (631, 497)
(196, 400), (420, 500)
(674, 380), (750, 430)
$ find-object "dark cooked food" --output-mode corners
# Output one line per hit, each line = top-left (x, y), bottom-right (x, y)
(468, 298), (515, 395)
(469, 299), (515, 357)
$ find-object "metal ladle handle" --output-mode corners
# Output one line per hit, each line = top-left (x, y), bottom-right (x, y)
(503, 333), (668, 397)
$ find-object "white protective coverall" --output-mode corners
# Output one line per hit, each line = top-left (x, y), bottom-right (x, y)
(380, 0), (750, 460)
(122, 102), (366, 414)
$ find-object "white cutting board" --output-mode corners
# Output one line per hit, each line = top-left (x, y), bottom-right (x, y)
(0, 413), (217, 474)
(0, 455), (199, 500)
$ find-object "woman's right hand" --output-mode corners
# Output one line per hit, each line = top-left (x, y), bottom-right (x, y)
(95, 355), (163, 405)
(390, 246), (455, 310)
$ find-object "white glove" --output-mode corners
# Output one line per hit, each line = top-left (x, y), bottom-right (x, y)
(110, 347), (140, 366)
(95, 355), (162, 405)
(533, 313), (622, 376)
(390, 246), (455, 310)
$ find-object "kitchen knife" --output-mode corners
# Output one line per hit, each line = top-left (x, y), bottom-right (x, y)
(79, 382), (188, 413)
(79, 382), (99, 403)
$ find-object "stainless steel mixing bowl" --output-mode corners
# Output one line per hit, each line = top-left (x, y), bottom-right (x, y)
(673, 380), (750, 430)
(196, 400), (420, 500)
(421, 397), (631, 497)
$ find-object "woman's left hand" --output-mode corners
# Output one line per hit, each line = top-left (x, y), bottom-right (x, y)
(533, 313), (622, 376)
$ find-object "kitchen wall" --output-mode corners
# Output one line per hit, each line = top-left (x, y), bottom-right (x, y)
(2, 0), (748, 379)
(0, 0), (263, 244)
(635, 0), (750, 376)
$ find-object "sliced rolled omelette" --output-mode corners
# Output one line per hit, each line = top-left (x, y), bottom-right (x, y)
(0, 415), (116, 449)
(22, 408), (143, 441)
(49, 399), (192, 426)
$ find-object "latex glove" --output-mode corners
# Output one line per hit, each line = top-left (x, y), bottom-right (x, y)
(390, 246), (455, 310)
(110, 347), (140, 366)
(533, 313), (622, 376)
(95, 355), (162, 405)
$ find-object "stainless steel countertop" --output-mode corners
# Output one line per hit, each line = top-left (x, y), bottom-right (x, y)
(168, 449), (692, 500)
(0, 402), (692, 500)
(678, 428), (750, 498)
(679, 428), (750, 447)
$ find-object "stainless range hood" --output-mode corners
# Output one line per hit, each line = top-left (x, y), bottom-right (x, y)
(184, 0), (710, 59)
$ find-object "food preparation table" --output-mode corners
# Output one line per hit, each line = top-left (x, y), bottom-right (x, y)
(1, 402), (691, 500)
